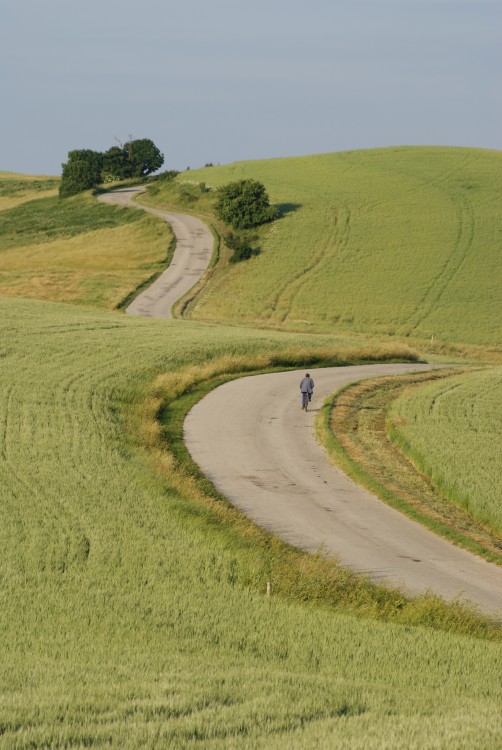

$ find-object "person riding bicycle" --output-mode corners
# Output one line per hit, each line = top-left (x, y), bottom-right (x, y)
(300, 373), (314, 409)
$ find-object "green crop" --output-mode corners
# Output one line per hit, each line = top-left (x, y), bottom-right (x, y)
(0, 297), (500, 748)
(389, 368), (502, 535)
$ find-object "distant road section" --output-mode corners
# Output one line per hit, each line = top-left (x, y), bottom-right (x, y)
(98, 187), (213, 317)
(185, 364), (502, 617)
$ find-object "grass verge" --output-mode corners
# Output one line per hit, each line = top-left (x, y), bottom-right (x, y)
(131, 348), (500, 639)
(316, 370), (502, 565)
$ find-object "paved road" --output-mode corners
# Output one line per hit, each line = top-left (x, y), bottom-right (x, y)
(185, 363), (502, 617)
(98, 187), (213, 317)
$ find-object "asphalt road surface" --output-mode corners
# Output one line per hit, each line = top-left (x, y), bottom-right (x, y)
(98, 187), (213, 317)
(185, 363), (502, 617)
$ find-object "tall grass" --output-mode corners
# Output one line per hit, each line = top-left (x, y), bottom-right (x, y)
(0, 297), (501, 747)
(389, 368), (502, 534)
(146, 146), (502, 347)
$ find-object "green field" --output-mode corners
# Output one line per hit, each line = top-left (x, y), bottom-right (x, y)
(389, 368), (502, 535)
(1, 151), (502, 747)
(147, 146), (502, 347)
(1, 298), (501, 748)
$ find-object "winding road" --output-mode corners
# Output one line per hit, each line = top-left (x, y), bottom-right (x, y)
(98, 189), (502, 617)
(185, 365), (502, 617)
(98, 187), (213, 317)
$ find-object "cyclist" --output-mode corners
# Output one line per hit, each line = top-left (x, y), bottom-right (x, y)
(300, 373), (314, 410)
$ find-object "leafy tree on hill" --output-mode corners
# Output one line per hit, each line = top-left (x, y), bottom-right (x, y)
(59, 138), (164, 197)
(125, 138), (164, 178)
(215, 179), (278, 229)
(59, 149), (103, 198)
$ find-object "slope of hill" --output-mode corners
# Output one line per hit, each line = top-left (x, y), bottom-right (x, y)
(153, 146), (501, 347)
(0, 178), (171, 309)
(0, 170), (59, 210)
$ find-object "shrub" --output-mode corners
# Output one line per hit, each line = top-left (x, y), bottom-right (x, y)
(178, 183), (200, 203)
(215, 179), (278, 229)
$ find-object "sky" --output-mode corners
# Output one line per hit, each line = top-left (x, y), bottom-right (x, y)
(1, 0), (501, 175)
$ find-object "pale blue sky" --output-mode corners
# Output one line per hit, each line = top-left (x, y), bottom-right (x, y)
(1, 0), (500, 175)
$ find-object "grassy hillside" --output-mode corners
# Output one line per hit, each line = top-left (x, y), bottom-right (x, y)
(389, 368), (502, 535)
(0, 183), (172, 309)
(146, 146), (502, 347)
(0, 170), (59, 210)
(0, 297), (500, 748)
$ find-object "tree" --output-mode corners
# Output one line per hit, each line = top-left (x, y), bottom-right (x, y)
(102, 146), (131, 181)
(125, 138), (164, 178)
(215, 179), (277, 229)
(59, 149), (103, 198)
(59, 137), (164, 197)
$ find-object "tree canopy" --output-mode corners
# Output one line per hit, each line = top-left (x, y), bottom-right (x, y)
(126, 139), (164, 178)
(59, 150), (104, 198)
(59, 138), (164, 198)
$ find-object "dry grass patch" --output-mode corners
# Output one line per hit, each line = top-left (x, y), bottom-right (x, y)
(0, 219), (171, 309)
(0, 188), (58, 211)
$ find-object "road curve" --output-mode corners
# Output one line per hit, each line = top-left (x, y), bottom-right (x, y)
(185, 363), (502, 616)
(98, 187), (213, 317)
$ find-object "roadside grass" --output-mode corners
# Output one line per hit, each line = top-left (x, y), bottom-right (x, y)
(0, 190), (172, 309)
(389, 367), (502, 536)
(139, 351), (502, 633)
(143, 146), (502, 347)
(316, 371), (502, 564)
(1, 297), (501, 747)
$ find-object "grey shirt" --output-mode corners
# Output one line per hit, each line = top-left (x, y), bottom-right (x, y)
(300, 377), (314, 393)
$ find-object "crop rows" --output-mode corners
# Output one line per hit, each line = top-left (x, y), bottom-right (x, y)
(389, 368), (502, 535)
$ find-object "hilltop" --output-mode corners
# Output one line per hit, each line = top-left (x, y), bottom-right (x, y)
(147, 146), (501, 347)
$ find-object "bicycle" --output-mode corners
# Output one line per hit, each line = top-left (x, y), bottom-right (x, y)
(301, 391), (309, 411)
